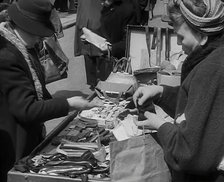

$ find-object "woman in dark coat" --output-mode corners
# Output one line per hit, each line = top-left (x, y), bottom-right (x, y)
(0, 1), (99, 181)
(133, 0), (224, 181)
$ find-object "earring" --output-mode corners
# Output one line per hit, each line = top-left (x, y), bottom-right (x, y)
(200, 35), (208, 46)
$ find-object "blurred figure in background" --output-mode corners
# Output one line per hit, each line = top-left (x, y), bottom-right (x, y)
(68, 0), (78, 14)
(54, 0), (77, 13)
(54, 0), (68, 12)
(75, 0), (139, 90)
(97, 0), (138, 58)
(137, 0), (149, 25)
(74, 0), (102, 90)
(135, 0), (157, 24)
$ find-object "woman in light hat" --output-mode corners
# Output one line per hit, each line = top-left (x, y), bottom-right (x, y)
(133, 0), (224, 181)
(0, 0), (101, 181)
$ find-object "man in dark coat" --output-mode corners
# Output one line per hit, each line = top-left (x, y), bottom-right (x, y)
(0, 0), (99, 181)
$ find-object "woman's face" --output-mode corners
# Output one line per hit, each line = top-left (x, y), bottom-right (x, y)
(174, 22), (203, 55)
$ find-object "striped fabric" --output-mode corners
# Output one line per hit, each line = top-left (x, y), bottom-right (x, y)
(174, 0), (224, 34)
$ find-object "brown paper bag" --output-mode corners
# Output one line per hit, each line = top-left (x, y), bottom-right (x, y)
(110, 134), (171, 182)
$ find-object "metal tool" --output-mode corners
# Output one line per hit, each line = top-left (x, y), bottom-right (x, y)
(125, 57), (132, 74)
(145, 26), (151, 67)
(156, 27), (162, 66)
(165, 27), (170, 61)
(151, 27), (157, 50)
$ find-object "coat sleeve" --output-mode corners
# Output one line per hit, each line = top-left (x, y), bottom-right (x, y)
(154, 85), (179, 118)
(0, 47), (69, 126)
(157, 60), (224, 173)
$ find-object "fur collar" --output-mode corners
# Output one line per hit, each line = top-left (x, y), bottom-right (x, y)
(0, 22), (43, 100)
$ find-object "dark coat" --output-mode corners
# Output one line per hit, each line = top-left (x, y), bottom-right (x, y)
(155, 34), (224, 182)
(74, 0), (140, 57)
(78, 0), (139, 86)
(0, 35), (69, 182)
(74, 0), (102, 57)
(97, 0), (138, 58)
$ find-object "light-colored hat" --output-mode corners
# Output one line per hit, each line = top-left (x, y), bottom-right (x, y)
(174, 0), (224, 34)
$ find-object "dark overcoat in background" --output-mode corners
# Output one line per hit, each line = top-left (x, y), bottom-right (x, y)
(74, 0), (102, 57)
(96, 0), (138, 58)
(73, 0), (103, 87)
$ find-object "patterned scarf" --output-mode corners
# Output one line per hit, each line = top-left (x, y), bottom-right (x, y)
(174, 0), (224, 34)
(0, 22), (43, 100)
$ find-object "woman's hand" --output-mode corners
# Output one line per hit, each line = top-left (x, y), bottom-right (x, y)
(80, 34), (87, 42)
(80, 34), (90, 45)
(67, 96), (104, 111)
(133, 85), (164, 106)
(134, 111), (167, 130)
(99, 43), (112, 54)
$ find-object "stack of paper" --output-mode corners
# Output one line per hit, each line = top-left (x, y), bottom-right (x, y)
(82, 27), (111, 51)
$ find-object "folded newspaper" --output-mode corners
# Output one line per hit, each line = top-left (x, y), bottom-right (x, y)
(82, 27), (111, 51)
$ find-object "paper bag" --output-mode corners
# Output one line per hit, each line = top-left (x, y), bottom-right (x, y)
(110, 134), (171, 182)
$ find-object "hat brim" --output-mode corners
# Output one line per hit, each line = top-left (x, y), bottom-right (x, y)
(8, 4), (55, 37)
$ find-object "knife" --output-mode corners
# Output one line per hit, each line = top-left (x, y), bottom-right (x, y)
(145, 26), (151, 67)
(165, 28), (170, 61)
(151, 27), (157, 50)
(156, 27), (162, 66)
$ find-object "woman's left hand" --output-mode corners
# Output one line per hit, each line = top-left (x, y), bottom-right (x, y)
(134, 111), (167, 130)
